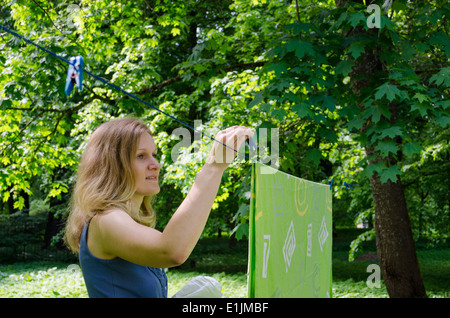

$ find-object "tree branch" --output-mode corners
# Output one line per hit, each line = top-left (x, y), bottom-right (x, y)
(29, 0), (64, 34)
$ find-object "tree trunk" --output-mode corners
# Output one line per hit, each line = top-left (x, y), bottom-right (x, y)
(369, 171), (427, 297)
(334, 0), (427, 297)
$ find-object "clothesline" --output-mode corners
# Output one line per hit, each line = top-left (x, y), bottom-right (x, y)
(0, 23), (256, 160)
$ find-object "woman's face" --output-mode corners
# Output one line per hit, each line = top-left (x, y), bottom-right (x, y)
(132, 132), (161, 196)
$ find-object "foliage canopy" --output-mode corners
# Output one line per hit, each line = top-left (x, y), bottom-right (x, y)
(0, 0), (448, 249)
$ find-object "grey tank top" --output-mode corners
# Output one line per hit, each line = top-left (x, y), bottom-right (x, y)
(79, 219), (168, 298)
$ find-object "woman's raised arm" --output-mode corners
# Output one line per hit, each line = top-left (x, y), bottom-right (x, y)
(93, 126), (253, 268)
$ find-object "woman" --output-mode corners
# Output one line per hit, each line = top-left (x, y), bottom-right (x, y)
(64, 117), (253, 298)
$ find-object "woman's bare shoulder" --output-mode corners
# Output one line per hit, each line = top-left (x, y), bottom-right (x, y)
(93, 209), (135, 234)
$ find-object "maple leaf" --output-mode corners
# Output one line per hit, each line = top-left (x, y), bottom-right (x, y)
(379, 126), (403, 139)
(348, 42), (365, 60)
(321, 95), (336, 111)
(306, 148), (322, 166)
(413, 92), (429, 103)
(375, 140), (398, 157)
(403, 142), (422, 157)
(362, 103), (391, 123)
(430, 66), (450, 87)
(374, 83), (404, 102)
(348, 12), (366, 28)
(171, 28), (181, 36)
(410, 103), (429, 117)
(380, 165), (401, 183)
(295, 41), (315, 59)
(335, 60), (354, 77)
(293, 102), (314, 119)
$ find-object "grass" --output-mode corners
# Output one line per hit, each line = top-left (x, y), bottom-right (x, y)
(0, 233), (449, 298)
(0, 262), (248, 298)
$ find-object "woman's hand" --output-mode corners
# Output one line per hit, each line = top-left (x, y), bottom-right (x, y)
(206, 126), (254, 170)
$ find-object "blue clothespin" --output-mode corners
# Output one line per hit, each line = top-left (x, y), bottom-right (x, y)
(343, 181), (353, 191)
(65, 56), (84, 96)
(327, 177), (334, 190)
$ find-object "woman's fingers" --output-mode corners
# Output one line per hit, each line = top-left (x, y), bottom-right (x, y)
(208, 126), (254, 165)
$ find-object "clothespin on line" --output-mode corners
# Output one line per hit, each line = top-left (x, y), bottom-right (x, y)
(326, 177), (353, 191)
(326, 177), (334, 190)
(65, 56), (84, 96)
(343, 181), (353, 191)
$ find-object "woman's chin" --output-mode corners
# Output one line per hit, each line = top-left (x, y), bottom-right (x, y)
(136, 185), (160, 196)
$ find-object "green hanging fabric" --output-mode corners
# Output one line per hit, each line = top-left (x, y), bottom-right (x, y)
(248, 163), (332, 298)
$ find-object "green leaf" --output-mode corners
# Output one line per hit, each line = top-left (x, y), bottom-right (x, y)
(0, 99), (12, 110)
(318, 129), (338, 143)
(374, 83), (404, 102)
(249, 91), (264, 107)
(411, 102), (429, 117)
(13, 196), (25, 210)
(363, 103), (391, 123)
(267, 63), (287, 76)
(232, 223), (249, 240)
(380, 165), (401, 183)
(286, 22), (313, 34)
(283, 92), (301, 103)
(403, 142), (422, 157)
(380, 15), (396, 32)
(286, 39), (300, 52)
(436, 114), (450, 128)
(429, 66), (450, 87)
(271, 108), (286, 121)
(335, 60), (354, 77)
(171, 28), (181, 36)
(436, 100), (450, 110)
(259, 103), (272, 112)
(363, 161), (386, 179)
(379, 126), (403, 139)
(293, 103), (314, 119)
(413, 92), (429, 103)
(375, 140), (398, 157)
(429, 32), (449, 49)
(348, 42), (365, 60)
(295, 41), (315, 59)
(347, 116), (365, 131)
(306, 148), (322, 166)
(348, 12), (366, 28)
(321, 95), (336, 111)
(330, 12), (348, 30)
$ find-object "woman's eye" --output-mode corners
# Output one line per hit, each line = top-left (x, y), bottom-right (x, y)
(137, 154), (145, 159)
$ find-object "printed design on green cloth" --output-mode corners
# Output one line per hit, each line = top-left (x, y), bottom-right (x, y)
(248, 163), (332, 298)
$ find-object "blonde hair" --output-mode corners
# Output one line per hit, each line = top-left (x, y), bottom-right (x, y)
(64, 117), (156, 253)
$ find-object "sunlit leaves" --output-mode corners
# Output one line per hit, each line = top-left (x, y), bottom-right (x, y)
(0, 0), (448, 250)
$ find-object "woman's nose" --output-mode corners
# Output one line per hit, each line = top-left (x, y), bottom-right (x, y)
(148, 157), (161, 170)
